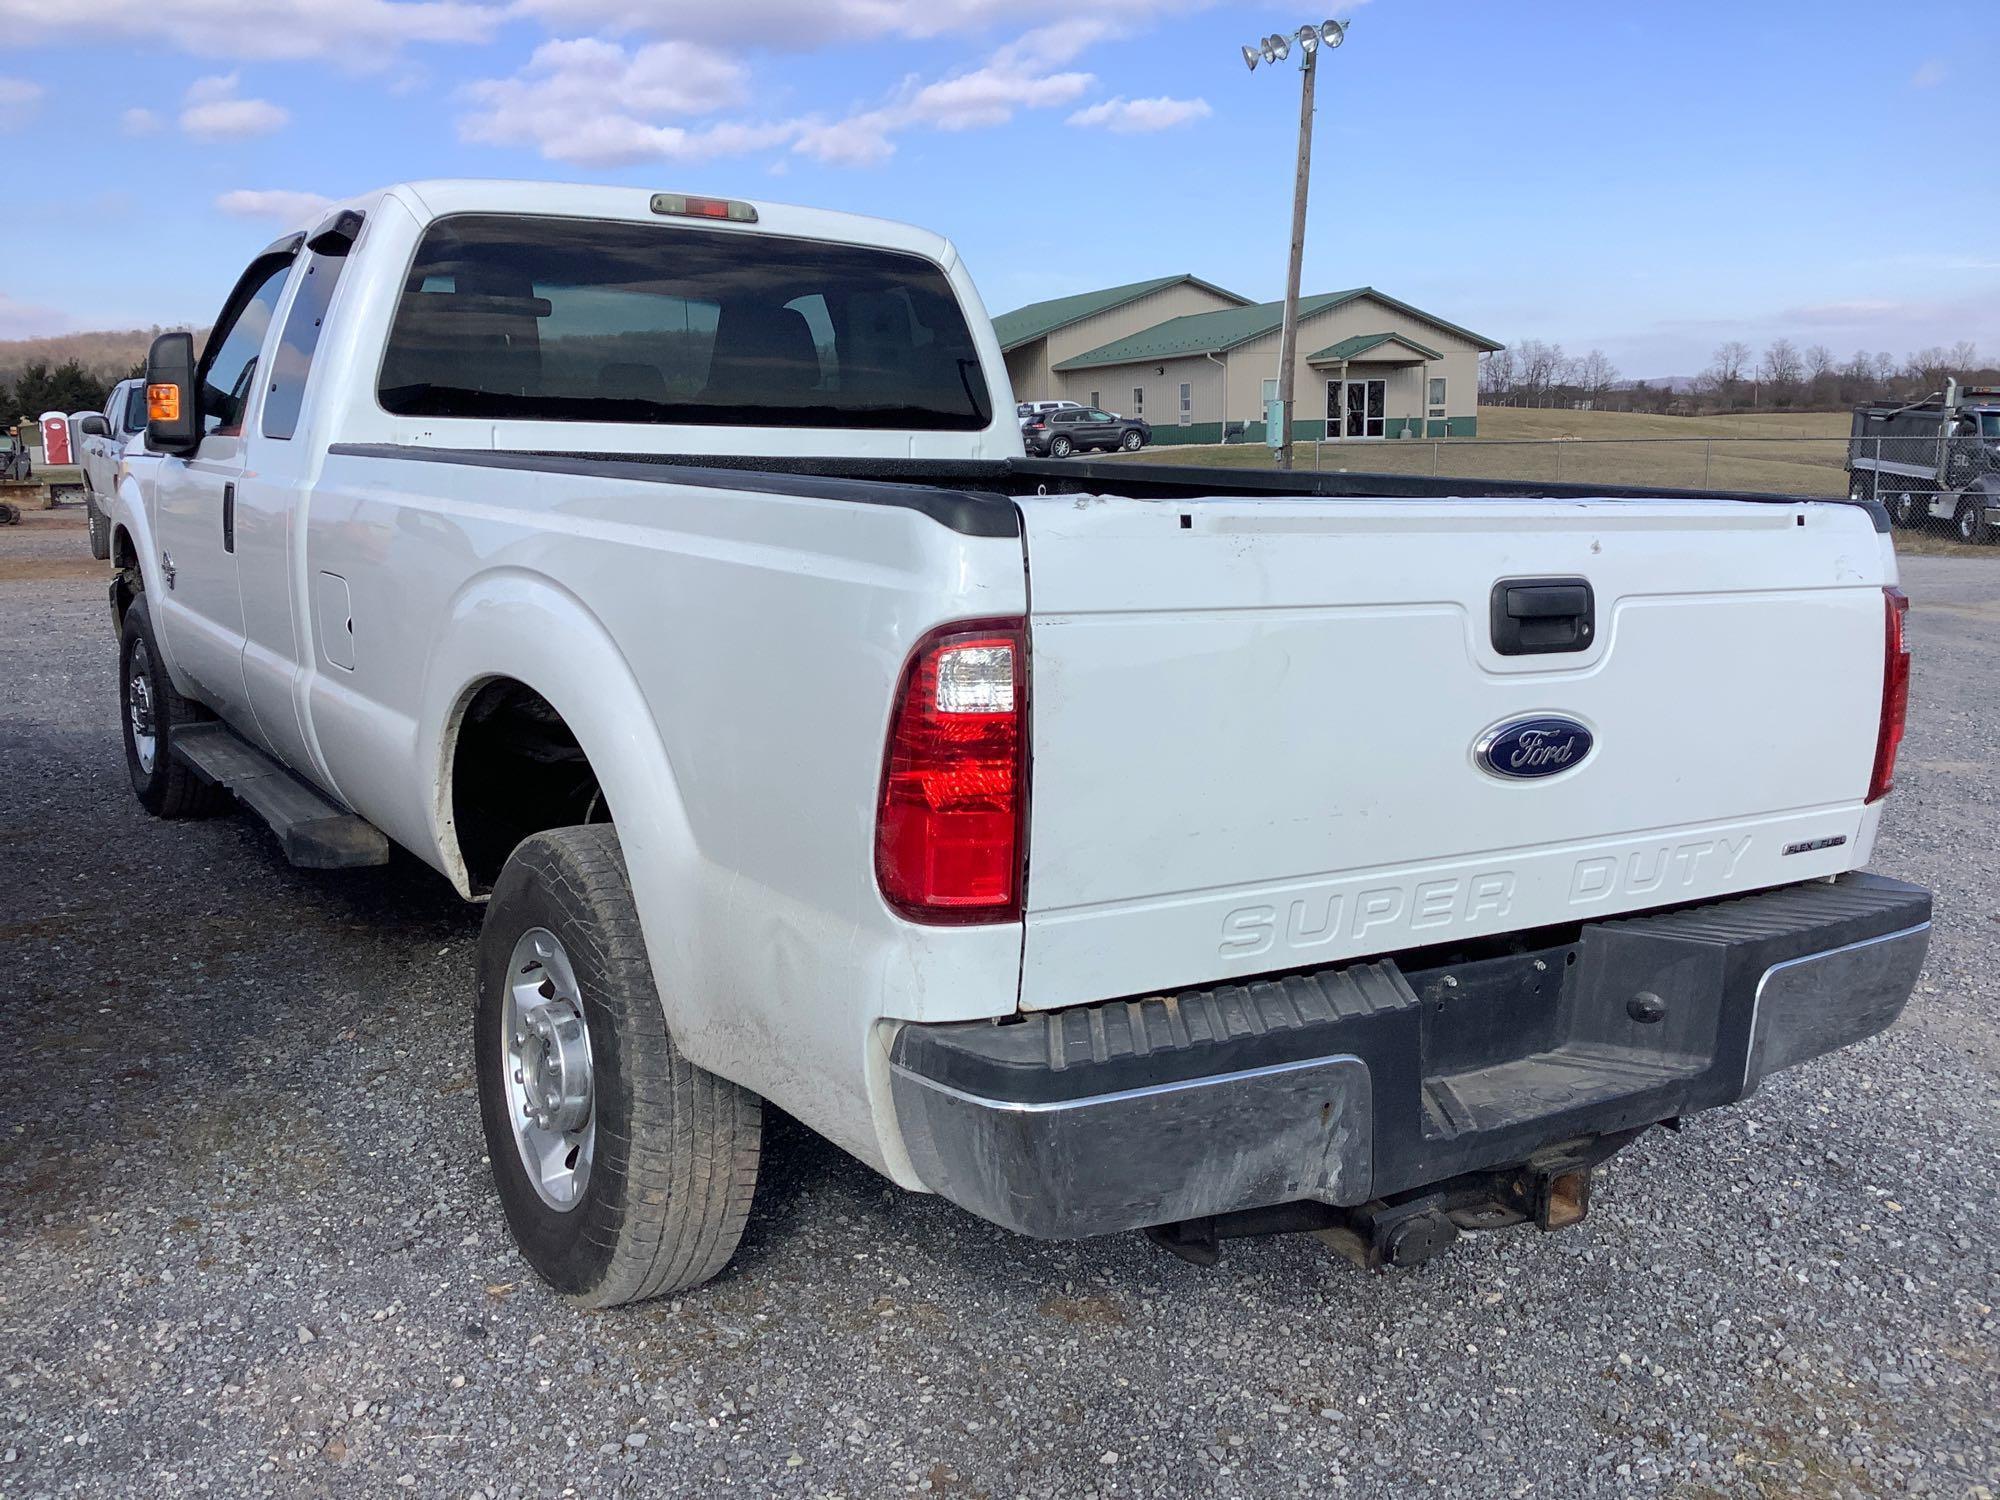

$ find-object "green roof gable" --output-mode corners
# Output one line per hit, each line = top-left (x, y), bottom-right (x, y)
(992, 275), (1247, 353)
(1307, 331), (1444, 363)
(1052, 286), (1503, 372)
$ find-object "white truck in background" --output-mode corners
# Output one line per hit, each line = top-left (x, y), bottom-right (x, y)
(105, 180), (1930, 1305)
(78, 377), (148, 559)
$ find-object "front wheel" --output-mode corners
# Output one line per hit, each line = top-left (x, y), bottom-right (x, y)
(476, 826), (763, 1306)
(1956, 499), (1995, 545)
(1049, 435), (1073, 458)
(1120, 429), (1144, 452)
(86, 495), (110, 560)
(120, 592), (230, 818)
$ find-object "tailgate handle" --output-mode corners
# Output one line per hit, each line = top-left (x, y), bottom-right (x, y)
(1491, 576), (1594, 656)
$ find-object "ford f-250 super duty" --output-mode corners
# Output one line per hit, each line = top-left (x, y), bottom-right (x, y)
(105, 180), (1931, 1306)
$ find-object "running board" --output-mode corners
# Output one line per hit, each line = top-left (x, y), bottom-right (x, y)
(171, 723), (391, 869)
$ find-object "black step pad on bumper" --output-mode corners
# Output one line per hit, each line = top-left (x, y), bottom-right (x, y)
(889, 874), (1930, 1239)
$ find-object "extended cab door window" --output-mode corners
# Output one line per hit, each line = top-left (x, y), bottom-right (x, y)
(201, 256), (294, 440)
(263, 250), (351, 440)
(121, 382), (149, 437)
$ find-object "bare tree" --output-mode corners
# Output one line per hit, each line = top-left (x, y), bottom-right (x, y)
(1949, 339), (1979, 374)
(1575, 349), (1618, 402)
(1479, 348), (1516, 404)
(1513, 340), (1567, 407)
(1759, 338), (1804, 404)
(1804, 344), (1834, 382)
(1906, 346), (1954, 392)
(1703, 341), (1752, 406)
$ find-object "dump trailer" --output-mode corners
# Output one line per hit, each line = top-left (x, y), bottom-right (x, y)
(1849, 379), (2000, 542)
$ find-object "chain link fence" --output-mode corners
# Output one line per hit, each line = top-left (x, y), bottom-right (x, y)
(1294, 433), (1998, 544)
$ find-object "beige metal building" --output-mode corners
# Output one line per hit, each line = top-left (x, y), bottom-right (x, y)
(995, 280), (1502, 443)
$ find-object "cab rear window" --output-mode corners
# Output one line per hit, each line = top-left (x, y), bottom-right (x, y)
(378, 214), (992, 431)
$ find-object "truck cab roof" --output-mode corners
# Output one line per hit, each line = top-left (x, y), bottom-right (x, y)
(304, 180), (965, 273)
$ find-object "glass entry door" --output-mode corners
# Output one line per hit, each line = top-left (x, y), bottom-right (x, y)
(1343, 378), (1386, 438)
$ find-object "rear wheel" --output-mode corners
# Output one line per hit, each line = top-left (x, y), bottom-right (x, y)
(1120, 429), (1144, 452)
(477, 825), (762, 1306)
(1956, 498), (1994, 545)
(1848, 470), (1873, 505)
(120, 592), (230, 818)
(1050, 434), (1072, 458)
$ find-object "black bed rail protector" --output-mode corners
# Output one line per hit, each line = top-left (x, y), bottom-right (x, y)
(324, 444), (1890, 535)
(325, 442), (1023, 538)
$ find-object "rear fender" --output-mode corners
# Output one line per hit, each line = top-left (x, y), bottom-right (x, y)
(423, 568), (709, 1053)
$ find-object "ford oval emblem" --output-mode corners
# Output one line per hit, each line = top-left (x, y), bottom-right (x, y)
(1475, 715), (1595, 781)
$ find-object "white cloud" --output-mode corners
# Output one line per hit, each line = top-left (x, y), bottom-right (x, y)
(1909, 58), (1947, 89)
(511, 0), (1023, 47)
(458, 38), (774, 166)
(459, 27), (1092, 168)
(792, 46), (1094, 164)
(1067, 94), (1211, 132)
(181, 73), (290, 139)
(216, 188), (334, 222)
(0, 0), (497, 66)
(0, 77), (42, 131)
(119, 106), (162, 135)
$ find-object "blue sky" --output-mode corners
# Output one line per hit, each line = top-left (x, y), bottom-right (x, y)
(1, 0), (1993, 377)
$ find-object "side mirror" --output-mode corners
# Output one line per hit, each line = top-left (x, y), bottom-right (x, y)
(145, 330), (200, 455)
(77, 414), (110, 438)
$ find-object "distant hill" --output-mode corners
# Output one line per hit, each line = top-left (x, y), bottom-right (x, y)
(0, 326), (202, 386)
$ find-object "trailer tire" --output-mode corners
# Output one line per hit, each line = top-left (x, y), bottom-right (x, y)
(476, 825), (763, 1307)
(1955, 499), (1994, 546)
(120, 592), (231, 818)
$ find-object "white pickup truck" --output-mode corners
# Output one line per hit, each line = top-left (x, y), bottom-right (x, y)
(79, 377), (149, 560)
(106, 180), (1931, 1304)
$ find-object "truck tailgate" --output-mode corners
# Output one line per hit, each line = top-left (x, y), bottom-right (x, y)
(1016, 493), (1894, 1010)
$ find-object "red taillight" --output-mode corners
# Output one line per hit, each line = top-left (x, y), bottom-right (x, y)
(876, 620), (1027, 923)
(1867, 586), (1910, 803)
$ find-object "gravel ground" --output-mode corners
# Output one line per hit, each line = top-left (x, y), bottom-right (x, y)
(2, 506), (1995, 1499)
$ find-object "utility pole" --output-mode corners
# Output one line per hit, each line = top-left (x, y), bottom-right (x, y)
(1274, 50), (1316, 470)
(1241, 21), (1346, 472)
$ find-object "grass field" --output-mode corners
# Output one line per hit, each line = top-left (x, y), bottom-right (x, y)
(1117, 407), (1995, 557)
(1127, 407), (1859, 494)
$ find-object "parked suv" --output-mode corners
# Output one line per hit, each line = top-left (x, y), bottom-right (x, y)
(1023, 406), (1151, 457)
(1017, 399), (1081, 428)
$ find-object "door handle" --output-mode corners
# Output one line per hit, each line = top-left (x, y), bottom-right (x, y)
(222, 482), (235, 554)
(1490, 576), (1595, 656)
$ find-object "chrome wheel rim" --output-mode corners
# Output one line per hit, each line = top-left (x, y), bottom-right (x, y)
(127, 640), (157, 775)
(502, 927), (595, 1212)
(1123, 431), (1141, 450)
(1052, 437), (1070, 456)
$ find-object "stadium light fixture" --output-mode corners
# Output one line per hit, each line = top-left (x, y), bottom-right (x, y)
(1234, 18), (1353, 472)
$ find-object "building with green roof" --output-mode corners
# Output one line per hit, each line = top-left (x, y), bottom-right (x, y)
(994, 275), (1250, 424)
(995, 280), (1501, 443)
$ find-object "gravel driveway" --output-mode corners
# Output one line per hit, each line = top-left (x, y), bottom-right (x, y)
(3, 508), (1995, 1499)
